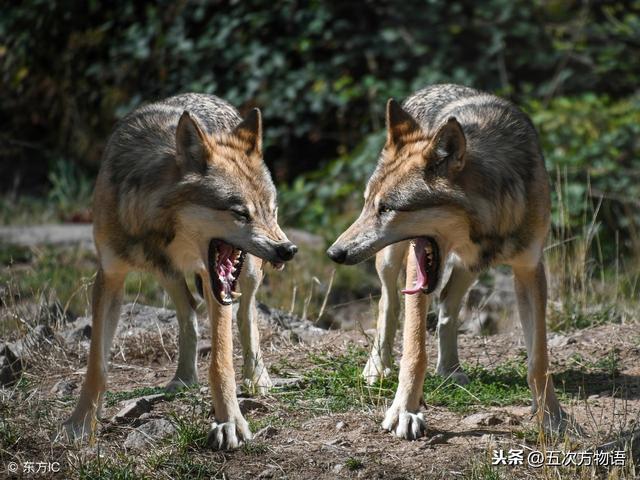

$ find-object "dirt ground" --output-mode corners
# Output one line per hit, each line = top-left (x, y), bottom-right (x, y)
(1, 303), (639, 479)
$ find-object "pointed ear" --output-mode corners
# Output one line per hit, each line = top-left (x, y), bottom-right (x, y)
(232, 108), (262, 156)
(386, 98), (421, 147)
(433, 116), (466, 173)
(175, 111), (208, 174)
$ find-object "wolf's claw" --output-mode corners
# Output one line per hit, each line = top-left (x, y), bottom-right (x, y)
(382, 406), (426, 440)
(207, 418), (252, 450)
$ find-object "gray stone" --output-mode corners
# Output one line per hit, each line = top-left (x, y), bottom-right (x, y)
(335, 421), (346, 431)
(50, 379), (77, 397)
(0, 344), (22, 386)
(141, 393), (166, 405)
(62, 318), (92, 343)
(113, 398), (152, 423)
(197, 340), (211, 357)
(239, 398), (268, 414)
(255, 425), (278, 439)
(271, 377), (303, 389)
(124, 418), (176, 450)
(425, 433), (447, 446)
(463, 412), (504, 427)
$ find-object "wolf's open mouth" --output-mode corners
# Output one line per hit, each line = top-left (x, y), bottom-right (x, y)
(401, 237), (440, 295)
(208, 239), (246, 305)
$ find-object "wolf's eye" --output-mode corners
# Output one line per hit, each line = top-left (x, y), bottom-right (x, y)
(230, 207), (251, 222)
(378, 204), (393, 215)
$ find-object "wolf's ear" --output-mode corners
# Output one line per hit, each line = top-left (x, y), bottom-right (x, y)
(233, 108), (262, 157)
(433, 116), (466, 174)
(386, 99), (421, 147)
(176, 111), (208, 174)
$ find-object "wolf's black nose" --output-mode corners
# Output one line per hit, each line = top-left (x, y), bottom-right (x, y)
(276, 242), (298, 261)
(327, 246), (347, 264)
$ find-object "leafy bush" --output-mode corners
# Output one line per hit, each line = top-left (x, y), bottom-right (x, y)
(1, 1), (638, 191)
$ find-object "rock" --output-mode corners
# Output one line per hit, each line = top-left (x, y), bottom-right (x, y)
(255, 426), (278, 439)
(62, 318), (92, 344)
(140, 393), (166, 405)
(0, 344), (22, 386)
(37, 300), (74, 327)
(424, 433), (447, 446)
(480, 433), (495, 444)
(50, 379), (77, 397)
(463, 412), (504, 427)
(0, 224), (94, 249)
(548, 334), (571, 348)
(12, 325), (57, 356)
(113, 398), (152, 423)
(124, 418), (176, 450)
(333, 464), (344, 474)
(239, 398), (268, 414)
(257, 466), (278, 479)
(336, 421), (346, 431)
(257, 303), (327, 343)
(197, 340), (211, 357)
(271, 377), (303, 389)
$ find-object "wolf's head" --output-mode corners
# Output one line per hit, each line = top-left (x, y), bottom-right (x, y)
(171, 109), (297, 305)
(327, 99), (472, 294)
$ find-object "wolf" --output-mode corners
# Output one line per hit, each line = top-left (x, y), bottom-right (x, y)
(327, 84), (567, 440)
(62, 93), (297, 450)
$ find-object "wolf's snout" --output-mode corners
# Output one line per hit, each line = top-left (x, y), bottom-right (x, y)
(326, 245), (347, 264)
(276, 242), (298, 261)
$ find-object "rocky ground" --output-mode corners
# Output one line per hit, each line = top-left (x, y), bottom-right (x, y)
(1, 298), (639, 479)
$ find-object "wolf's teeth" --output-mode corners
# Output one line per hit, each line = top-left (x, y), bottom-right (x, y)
(231, 291), (242, 299)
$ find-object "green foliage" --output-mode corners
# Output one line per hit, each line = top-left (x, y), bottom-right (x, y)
(530, 94), (640, 255)
(46, 158), (93, 218)
(104, 386), (167, 407)
(2, 1), (638, 190)
(281, 347), (533, 414)
(76, 455), (143, 480)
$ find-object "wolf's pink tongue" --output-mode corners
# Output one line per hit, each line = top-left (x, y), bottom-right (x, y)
(401, 238), (429, 295)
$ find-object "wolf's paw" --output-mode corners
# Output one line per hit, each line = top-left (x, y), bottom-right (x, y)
(541, 408), (585, 438)
(206, 417), (252, 450)
(382, 406), (426, 440)
(59, 414), (95, 443)
(242, 363), (273, 395)
(435, 364), (469, 385)
(363, 354), (393, 385)
(165, 374), (198, 393)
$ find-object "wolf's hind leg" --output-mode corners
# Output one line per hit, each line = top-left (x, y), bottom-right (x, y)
(435, 260), (477, 385)
(160, 274), (199, 392)
(237, 255), (271, 395)
(513, 260), (565, 433)
(62, 266), (127, 440)
(382, 250), (430, 440)
(363, 241), (407, 385)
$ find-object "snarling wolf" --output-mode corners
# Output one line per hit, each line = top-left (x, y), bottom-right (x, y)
(328, 84), (567, 440)
(62, 93), (297, 449)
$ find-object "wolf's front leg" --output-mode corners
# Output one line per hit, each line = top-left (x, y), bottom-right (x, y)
(237, 255), (272, 394)
(382, 252), (430, 440)
(62, 267), (126, 440)
(363, 242), (406, 385)
(203, 281), (250, 450)
(513, 261), (564, 433)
